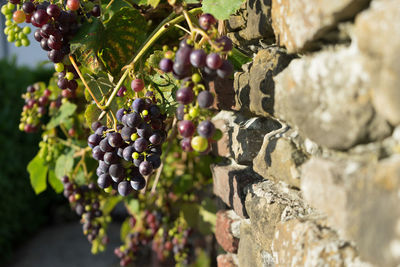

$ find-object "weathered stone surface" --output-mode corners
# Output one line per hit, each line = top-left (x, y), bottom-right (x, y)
(271, 0), (370, 53)
(235, 48), (294, 116)
(245, 180), (311, 250)
(227, 15), (246, 31)
(212, 161), (262, 218)
(212, 111), (282, 165)
(274, 46), (392, 150)
(215, 210), (240, 253)
(301, 155), (400, 266)
(238, 220), (275, 267)
(253, 133), (308, 188)
(354, 0), (400, 125)
(242, 0), (274, 40)
(207, 77), (236, 111)
(272, 218), (373, 267)
(217, 254), (239, 267)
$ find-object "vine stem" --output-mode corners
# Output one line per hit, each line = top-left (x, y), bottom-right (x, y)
(98, 7), (203, 120)
(69, 55), (104, 109)
(150, 117), (177, 194)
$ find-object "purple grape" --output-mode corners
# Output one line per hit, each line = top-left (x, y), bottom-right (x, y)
(175, 46), (192, 66)
(41, 24), (56, 36)
(91, 5), (101, 17)
(139, 161), (153, 176)
(34, 29), (42, 42)
(96, 167), (103, 177)
(179, 39), (193, 49)
(206, 53), (223, 70)
(133, 155), (144, 167)
(131, 98), (146, 113)
(130, 175), (146, 191)
(197, 120), (215, 138)
(176, 105), (185, 121)
(134, 138), (149, 153)
(147, 154), (161, 169)
(100, 138), (114, 152)
(97, 174), (111, 189)
(57, 78), (68, 90)
(116, 108), (126, 122)
(47, 36), (62, 50)
(88, 134), (101, 147)
(176, 87), (194, 105)
(67, 80), (78, 91)
(48, 49), (64, 63)
(203, 66), (217, 78)
(217, 60), (234, 79)
(47, 4), (61, 18)
(137, 123), (152, 139)
(190, 49), (207, 68)
(217, 36), (233, 52)
(33, 9), (50, 26)
(150, 146), (162, 155)
(104, 151), (119, 165)
(121, 126), (136, 141)
(109, 164), (125, 179)
(117, 86), (127, 97)
(122, 146), (135, 162)
(198, 13), (217, 30)
(118, 181), (132, 196)
(197, 91), (214, 108)
(92, 146), (104, 161)
(180, 138), (193, 152)
(23, 2), (35, 14)
(149, 133), (162, 145)
(126, 112), (141, 128)
(98, 161), (109, 173)
(178, 120), (195, 137)
(92, 121), (102, 131)
(40, 38), (51, 51)
(95, 126), (107, 136)
(108, 132), (123, 148)
(149, 105), (160, 118)
(159, 58), (173, 72)
(173, 61), (191, 77)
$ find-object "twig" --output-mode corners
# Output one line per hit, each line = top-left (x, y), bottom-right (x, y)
(105, 0), (115, 9)
(69, 55), (104, 109)
(174, 24), (191, 35)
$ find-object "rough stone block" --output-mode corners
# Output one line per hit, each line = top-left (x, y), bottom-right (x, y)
(207, 77), (236, 111)
(238, 220), (275, 267)
(242, 0), (274, 40)
(274, 46), (392, 150)
(234, 48), (294, 117)
(245, 180), (311, 250)
(272, 218), (373, 267)
(355, 0), (400, 125)
(253, 133), (308, 188)
(271, 0), (370, 53)
(212, 111), (282, 165)
(212, 161), (262, 218)
(217, 254), (239, 267)
(301, 155), (400, 266)
(215, 210), (240, 253)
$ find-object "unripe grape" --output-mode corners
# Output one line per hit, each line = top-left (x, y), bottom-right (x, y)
(67, 0), (80, 11)
(22, 26), (31, 34)
(131, 79), (145, 92)
(55, 63), (64, 72)
(13, 10), (26, 24)
(191, 136), (208, 152)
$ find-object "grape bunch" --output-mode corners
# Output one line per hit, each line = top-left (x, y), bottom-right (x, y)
(88, 81), (167, 196)
(158, 13), (229, 153)
(54, 62), (80, 93)
(1, 2), (31, 47)
(61, 176), (110, 246)
(19, 84), (52, 133)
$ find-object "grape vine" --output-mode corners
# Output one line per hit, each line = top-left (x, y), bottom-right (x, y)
(4, 0), (250, 265)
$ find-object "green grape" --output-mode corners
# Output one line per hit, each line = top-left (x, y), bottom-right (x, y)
(7, 34), (15, 42)
(7, 3), (15, 10)
(21, 38), (30, 47)
(18, 32), (26, 39)
(189, 106), (199, 118)
(5, 20), (12, 26)
(4, 27), (10, 35)
(142, 110), (148, 116)
(18, 123), (25, 131)
(22, 26), (31, 34)
(55, 63), (64, 72)
(191, 136), (208, 152)
(6, 14), (12, 21)
(65, 72), (74, 80)
(131, 133), (138, 141)
(192, 73), (201, 83)
(132, 152), (139, 159)
(1, 5), (8, 15)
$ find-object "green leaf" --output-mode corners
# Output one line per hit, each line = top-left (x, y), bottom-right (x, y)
(55, 152), (74, 179)
(146, 50), (164, 69)
(126, 199), (140, 215)
(48, 169), (63, 193)
(147, 0), (160, 8)
(27, 154), (48, 194)
(46, 102), (77, 130)
(202, 0), (245, 20)
(84, 103), (103, 127)
(120, 218), (131, 241)
(103, 196), (123, 215)
(84, 73), (113, 102)
(229, 47), (252, 69)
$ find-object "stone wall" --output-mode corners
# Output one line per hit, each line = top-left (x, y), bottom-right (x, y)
(212, 0), (400, 266)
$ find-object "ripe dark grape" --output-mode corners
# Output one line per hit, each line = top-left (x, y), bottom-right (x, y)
(109, 164), (125, 179)
(137, 123), (152, 139)
(179, 39), (193, 49)
(130, 176), (146, 191)
(203, 66), (217, 78)
(108, 132), (123, 148)
(149, 133), (162, 145)
(48, 49), (64, 63)
(139, 161), (153, 176)
(88, 134), (101, 147)
(216, 36), (233, 51)
(121, 126), (136, 141)
(100, 138), (114, 152)
(104, 151), (118, 165)
(122, 146), (135, 162)
(131, 98), (146, 113)
(116, 108), (126, 122)
(217, 60), (234, 79)
(175, 46), (192, 66)
(134, 138), (149, 153)
(133, 155), (144, 167)
(92, 146), (104, 161)
(176, 87), (194, 105)
(197, 91), (214, 108)
(190, 49), (207, 68)
(181, 138), (193, 152)
(197, 120), (215, 138)
(178, 120), (195, 138)
(23, 2), (35, 14)
(47, 4), (61, 18)
(97, 174), (111, 189)
(206, 53), (223, 70)
(92, 121), (102, 131)
(126, 112), (141, 128)
(34, 29), (43, 42)
(98, 161), (109, 173)
(176, 105), (185, 121)
(117, 86), (127, 97)
(198, 13), (217, 30)
(33, 9), (50, 26)
(40, 38), (51, 51)
(159, 58), (173, 72)
(47, 36), (62, 50)
(91, 5), (101, 17)
(147, 154), (161, 169)
(149, 105), (160, 118)
(131, 79), (145, 92)
(118, 181), (132, 196)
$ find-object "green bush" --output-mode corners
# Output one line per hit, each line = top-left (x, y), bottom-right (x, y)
(0, 59), (60, 264)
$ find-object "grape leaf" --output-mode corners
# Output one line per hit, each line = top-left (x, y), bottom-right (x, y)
(229, 47), (252, 69)
(48, 169), (63, 193)
(55, 152), (74, 179)
(120, 218), (131, 241)
(27, 154), (48, 194)
(84, 73), (113, 102)
(147, 0), (160, 8)
(126, 199), (140, 215)
(85, 103), (104, 127)
(146, 50), (164, 69)
(103, 196), (123, 215)
(202, 0), (245, 20)
(46, 102), (77, 130)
